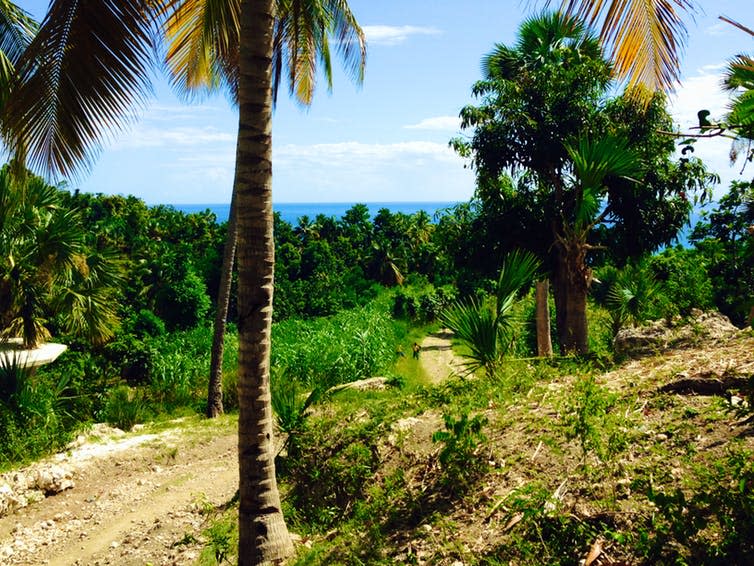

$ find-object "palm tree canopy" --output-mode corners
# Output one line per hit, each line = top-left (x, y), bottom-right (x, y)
(164, 0), (366, 106)
(482, 11), (601, 81)
(558, 0), (696, 96)
(3, 0), (365, 180)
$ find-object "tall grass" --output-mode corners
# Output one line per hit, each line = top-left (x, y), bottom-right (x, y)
(271, 299), (398, 389)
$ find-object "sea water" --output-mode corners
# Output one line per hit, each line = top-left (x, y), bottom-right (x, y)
(173, 202), (458, 225)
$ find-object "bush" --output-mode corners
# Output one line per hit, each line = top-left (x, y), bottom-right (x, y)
(648, 247), (713, 320)
(155, 266), (211, 330)
(0, 358), (74, 466)
(393, 284), (458, 322)
(101, 384), (147, 431)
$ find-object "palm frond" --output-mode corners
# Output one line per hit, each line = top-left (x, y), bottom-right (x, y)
(496, 249), (540, 310)
(163, 0), (240, 103)
(4, 0), (160, 177)
(441, 299), (501, 375)
(565, 135), (643, 191)
(273, 0), (365, 106)
(0, 0), (37, 107)
(559, 0), (695, 95)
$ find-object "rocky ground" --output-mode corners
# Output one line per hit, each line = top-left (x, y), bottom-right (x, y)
(0, 417), (238, 565)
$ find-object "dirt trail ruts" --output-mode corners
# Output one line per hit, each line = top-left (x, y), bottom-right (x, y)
(0, 418), (238, 566)
(419, 330), (465, 384)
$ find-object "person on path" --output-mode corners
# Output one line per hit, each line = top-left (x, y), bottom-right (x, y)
(412, 342), (421, 359)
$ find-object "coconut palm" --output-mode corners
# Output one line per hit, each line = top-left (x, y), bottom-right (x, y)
(4, 0), (364, 561)
(557, 0), (696, 96)
(723, 50), (754, 166)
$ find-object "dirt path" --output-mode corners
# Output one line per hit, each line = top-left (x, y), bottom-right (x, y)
(0, 335), (461, 566)
(0, 417), (238, 565)
(419, 329), (465, 384)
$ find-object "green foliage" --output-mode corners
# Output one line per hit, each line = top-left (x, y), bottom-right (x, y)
(647, 247), (714, 320)
(692, 180), (754, 325)
(282, 417), (382, 530)
(392, 283), (458, 323)
(563, 373), (617, 463)
(0, 168), (122, 347)
(431, 411), (488, 493)
(0, 355), (74, 466)
(604, 260), (659, 333)
(272, 300), (397, 390)
(485, 482), (614, 565)
(101, 384), (147, 431)
(638, 446), (754, 564)
(123, 309), (166, 338)
(271, 366), (325, 455)
(442, 250), (539, 374)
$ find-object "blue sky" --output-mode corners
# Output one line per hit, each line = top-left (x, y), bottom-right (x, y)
(22, 0), (753, 204)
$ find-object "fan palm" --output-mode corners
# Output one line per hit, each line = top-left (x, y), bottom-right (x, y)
(441, 250), (540, 375)
(0, 168), (121, 348)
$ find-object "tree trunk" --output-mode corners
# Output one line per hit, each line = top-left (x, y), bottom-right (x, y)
(235, 0), (293, 563)
(552, 239), (590, 355)
(535, 279), (552, 357)
(206, 192), (237, 418)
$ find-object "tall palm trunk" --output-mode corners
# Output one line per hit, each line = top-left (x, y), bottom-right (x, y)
(235, 0), (293, 562)
(207, 191), (237, 418)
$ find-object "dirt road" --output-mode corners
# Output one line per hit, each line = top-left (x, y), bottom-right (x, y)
(0, 417), (238, 565)
(419, 330), (465, 383)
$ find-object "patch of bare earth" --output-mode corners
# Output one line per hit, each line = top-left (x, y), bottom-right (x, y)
(371, 318), (754, 565)
(0, 417), (238, 565)
(419, 330), (466, 384)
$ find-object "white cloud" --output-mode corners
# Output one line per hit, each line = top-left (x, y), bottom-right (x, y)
(274, 140), (460, 167)
(111, 126), (235, 149)
(363, 25), (441, 46)
(404, 116), (461, 131)
(272, 140), (474, 202)
(704, 22), (728, 37)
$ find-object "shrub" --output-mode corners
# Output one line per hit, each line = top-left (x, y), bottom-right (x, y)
(432, 411), (489, 493)
(101, 384), (147, 431)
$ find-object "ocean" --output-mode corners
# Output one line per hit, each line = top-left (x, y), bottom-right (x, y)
(173, 202), (459, 225)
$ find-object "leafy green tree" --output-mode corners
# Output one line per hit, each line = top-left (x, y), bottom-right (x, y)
(692, 181), (754, 325)
(453, 13), (714, 353)
(0, 168), (121, 347)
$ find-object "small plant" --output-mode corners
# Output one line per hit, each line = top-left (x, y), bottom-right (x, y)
(270, 366), (324, 456)
(563, 373), (616, 464)
(101, 384), (146, 431)
(432, 411), (489, 492)
(441, 250), (540, 375)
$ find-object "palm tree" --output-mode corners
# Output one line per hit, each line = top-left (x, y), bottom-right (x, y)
(556, 0), (696, 96)
(0, 167), (121, 348)
(4, 0), (364, 561)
